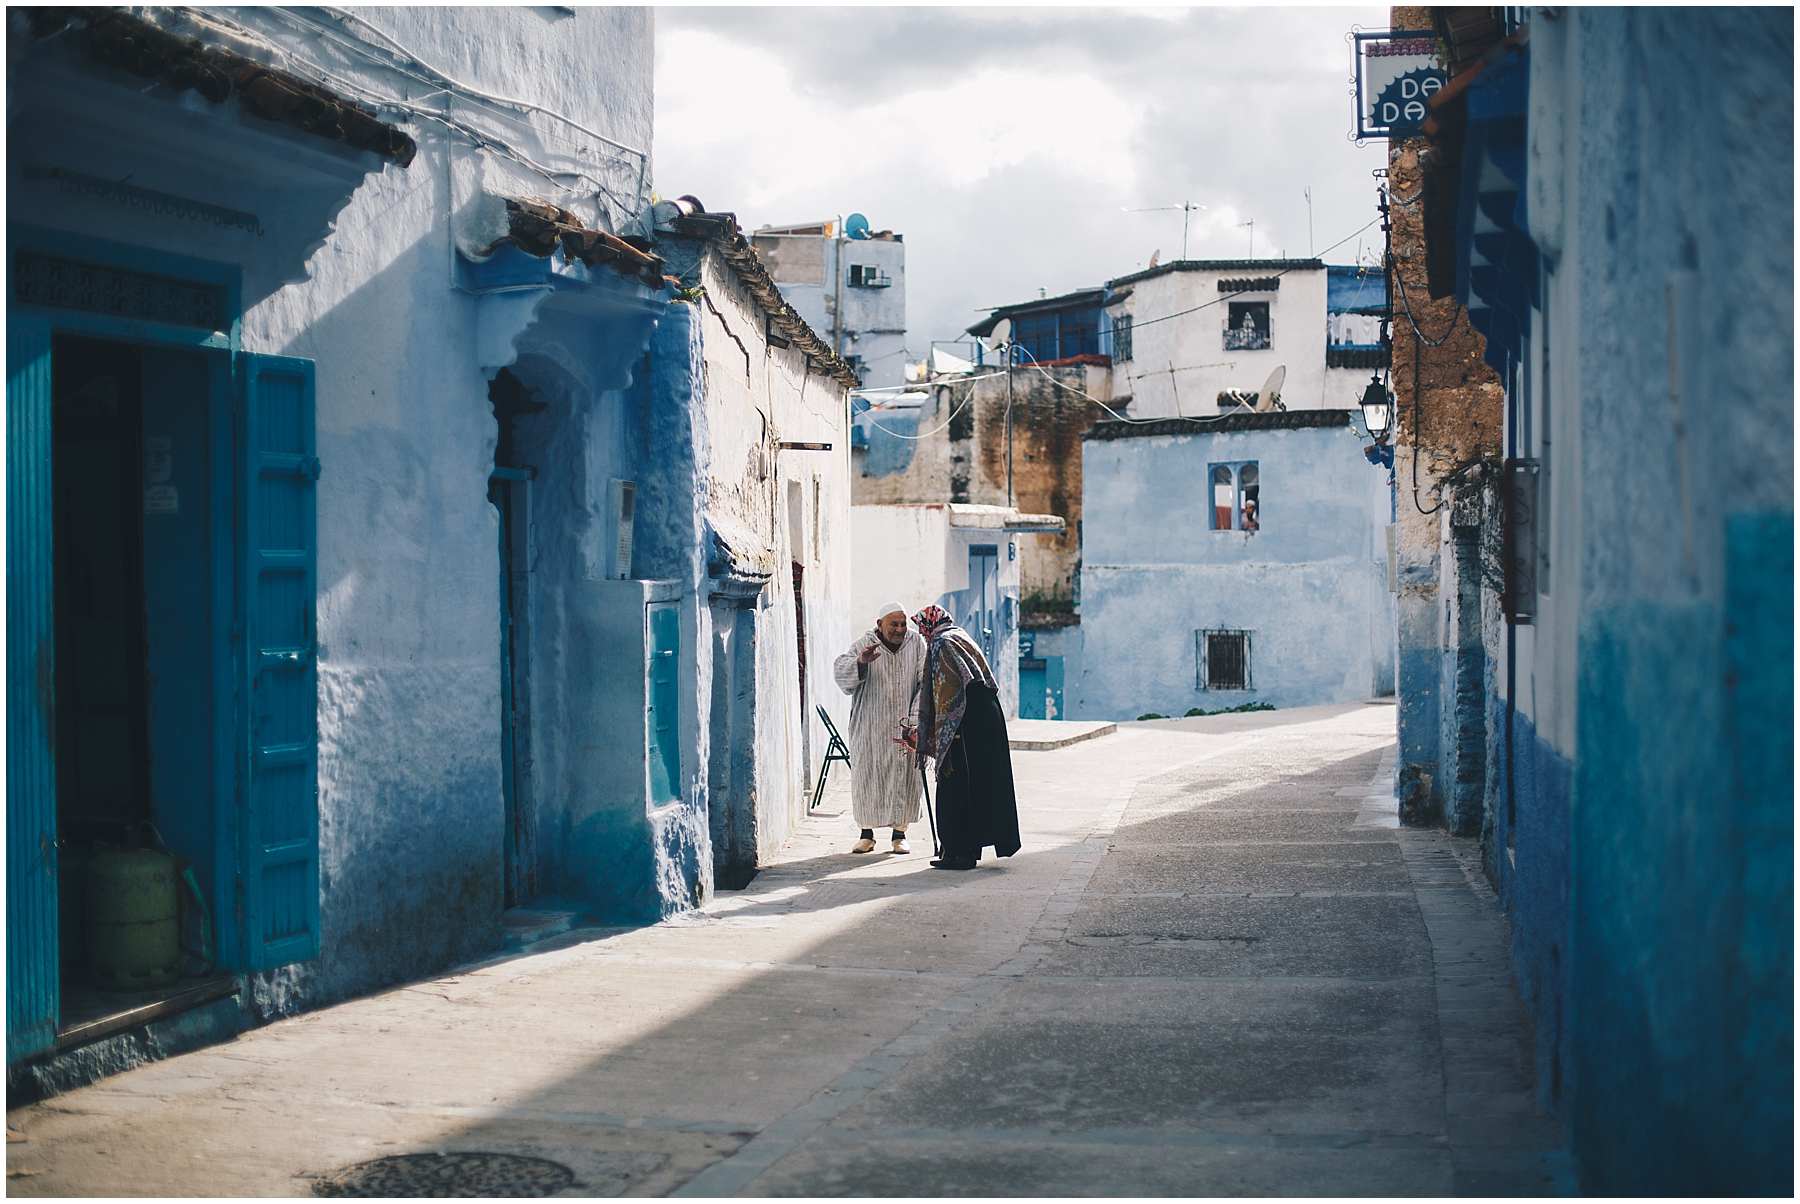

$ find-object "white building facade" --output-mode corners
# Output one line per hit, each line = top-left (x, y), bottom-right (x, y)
(751, 217), (908, 391)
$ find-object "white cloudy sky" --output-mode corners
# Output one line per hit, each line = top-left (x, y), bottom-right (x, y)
(654, 4), (1388, 353)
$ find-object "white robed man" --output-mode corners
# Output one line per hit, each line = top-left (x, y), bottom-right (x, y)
(831, 602), (926, 854)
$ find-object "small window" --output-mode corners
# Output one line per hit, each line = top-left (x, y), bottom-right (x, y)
(848, 264), (891, 288)
(1111, 313), (1134, 362)
(1196, 629), (1252, 690)
(1209, 461), (1260, 531)
(1224, 301), (1271, 350)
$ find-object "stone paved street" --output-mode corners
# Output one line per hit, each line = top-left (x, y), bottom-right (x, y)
(6, 704), (1572, 1196)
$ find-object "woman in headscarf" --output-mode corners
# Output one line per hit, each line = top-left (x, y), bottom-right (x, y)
(904, 605), (1021, 871)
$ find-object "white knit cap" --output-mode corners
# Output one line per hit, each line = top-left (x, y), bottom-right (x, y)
(875, 600), (907, 620)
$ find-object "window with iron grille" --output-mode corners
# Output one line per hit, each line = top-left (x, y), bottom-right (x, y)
(1111, 313), (1133, 362)
(1196, 629), (1252, 690)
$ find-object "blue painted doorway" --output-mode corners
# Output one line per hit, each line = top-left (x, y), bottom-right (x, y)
(966, 545), (1000, 667)
(6, 244), (321, 1062)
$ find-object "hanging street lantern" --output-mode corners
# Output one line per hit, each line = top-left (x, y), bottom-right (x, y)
(1359, 374), (1394, 443)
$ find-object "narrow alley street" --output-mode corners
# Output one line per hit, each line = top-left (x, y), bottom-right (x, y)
(8, 705), (1570, 1197)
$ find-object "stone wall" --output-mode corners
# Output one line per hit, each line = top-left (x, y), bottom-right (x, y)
(853, 361), (1109, 626)
(1387, 4), (1504, 829)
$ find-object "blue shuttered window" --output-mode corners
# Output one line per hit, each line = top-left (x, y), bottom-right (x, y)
(7, 316), (59, 1061)
(239, 355), (321, 970)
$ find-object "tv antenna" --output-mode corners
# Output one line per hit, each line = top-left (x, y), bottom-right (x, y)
(1122, 201), (1206, 260)
(1237, 218), (1256, 258)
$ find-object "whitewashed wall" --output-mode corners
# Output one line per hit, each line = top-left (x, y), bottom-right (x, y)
(1110, 267), (1331, 418)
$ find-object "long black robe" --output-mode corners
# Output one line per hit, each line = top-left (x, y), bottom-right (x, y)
(933, 682), (1022, 859)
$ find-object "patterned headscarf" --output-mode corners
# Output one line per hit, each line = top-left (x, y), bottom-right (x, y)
(911, 605), (997, 765)
(912, 604), (954, 638)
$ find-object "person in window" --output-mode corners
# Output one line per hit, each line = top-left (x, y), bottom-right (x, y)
(902, 605), (1021, 871)
(1241, 497), (1259, 531)
(831, 603), (925, 854)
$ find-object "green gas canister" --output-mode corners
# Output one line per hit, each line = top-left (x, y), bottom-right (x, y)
(85, 847), (180, 990)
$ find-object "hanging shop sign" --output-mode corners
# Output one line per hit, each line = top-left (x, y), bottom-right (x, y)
(1353, 30), (1447, 141)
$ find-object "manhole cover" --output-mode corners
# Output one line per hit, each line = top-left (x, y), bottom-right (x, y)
(313, 1152), (576, 1197)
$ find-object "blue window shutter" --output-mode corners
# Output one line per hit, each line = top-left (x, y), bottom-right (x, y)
(646, 602), (681, 804)
(239, 354), (320, 971)
(7, 315), (59, 1061)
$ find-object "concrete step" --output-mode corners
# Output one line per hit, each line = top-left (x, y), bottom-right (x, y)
(1009, 719), (1117, 750)
(499, 908), (579, 950)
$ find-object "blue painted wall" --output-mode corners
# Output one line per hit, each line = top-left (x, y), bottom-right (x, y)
(1479, 9), (1793, 1191)
(6, 7), (663, 1035)
(1075, 420), (1392, 719)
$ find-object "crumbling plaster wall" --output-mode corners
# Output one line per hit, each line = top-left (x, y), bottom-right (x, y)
(970, 364), (1109, 615)
(853, 363), (1106, 623)
(680, 242), (852, 864)
(1387, 4), (1505, 829)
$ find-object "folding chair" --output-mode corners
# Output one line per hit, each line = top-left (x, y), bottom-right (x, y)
(812, 704), (852, 811)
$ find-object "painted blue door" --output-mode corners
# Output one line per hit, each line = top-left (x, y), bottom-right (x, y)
(966, 545), (1000, 666)
(239, 355), (320, 971)
(7, 315), (58, 1062)
(1018, 659), (1047, 719)
(1045, 655), (1065, 720)
(647, 601), (681, 805)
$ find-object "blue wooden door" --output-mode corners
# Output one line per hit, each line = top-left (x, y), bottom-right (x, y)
(7, 315), (59, 1061)
(966, 546), (1000, 666)
(1018, 660), (1047, 719)
(647, 602), (681, 805)
(239, 355), (320, 970)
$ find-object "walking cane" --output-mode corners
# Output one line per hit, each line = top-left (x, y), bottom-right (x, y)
(917, 755), (941, 859)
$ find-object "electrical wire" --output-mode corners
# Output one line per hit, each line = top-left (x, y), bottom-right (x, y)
(852, 373), (1006, 395)
(1076, 215), (1385, 337)
(1392, 260), (1462, 347)
(860, 381), (977, 441)
(323, 7), (649, 158)
(177, 8), (646, 216)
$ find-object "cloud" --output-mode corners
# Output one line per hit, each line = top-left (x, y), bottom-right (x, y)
(654, 5), (1388, 348)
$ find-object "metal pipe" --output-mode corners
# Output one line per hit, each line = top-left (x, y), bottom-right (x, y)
(832, 214), (846, 361)
(1005, 340), (1015, 508)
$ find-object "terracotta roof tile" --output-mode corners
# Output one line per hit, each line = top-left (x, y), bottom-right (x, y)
(27, 8), (417, 166)
(667, 211), (861, 390)
(500, 198), (665, 286)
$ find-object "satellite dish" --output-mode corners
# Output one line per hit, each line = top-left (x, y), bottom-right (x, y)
(845, 212), (871, 240)
(1254, 365), (1286, 412)
(1147, 249), (1161, 269)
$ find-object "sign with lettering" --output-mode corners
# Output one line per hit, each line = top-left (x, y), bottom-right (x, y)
(1353, 31), (1447, 141)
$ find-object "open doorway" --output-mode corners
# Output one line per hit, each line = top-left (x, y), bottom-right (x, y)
(488, 368), (541, 910)
(51, 334), (231, 1042)
(786, 481), (811, 789)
